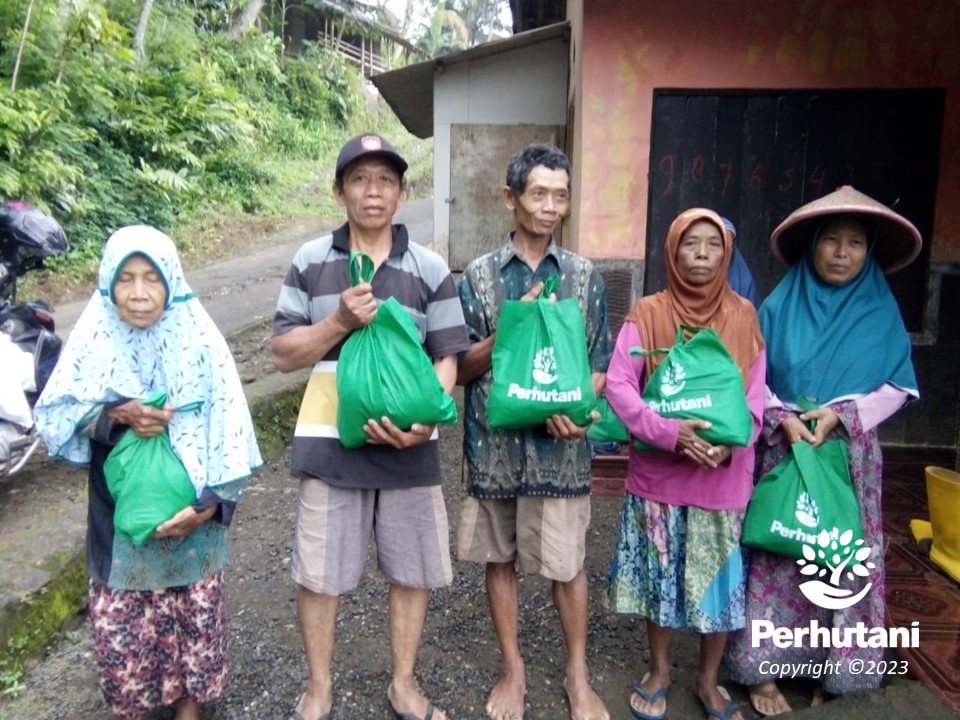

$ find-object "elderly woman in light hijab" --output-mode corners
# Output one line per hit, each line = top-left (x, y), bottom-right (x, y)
(36, 226), (262, 720)
(604, 208), (765, 720)
(724, 187), (920, 716)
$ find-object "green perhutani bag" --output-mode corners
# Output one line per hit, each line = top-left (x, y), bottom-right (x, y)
(104, 392), (200, 546)
(336, 252), (457, 449)
(633, 325), (752, 451)
(587, 397), (629, 443)
(742, 437), (863, 567)
(487, 276), (597, 429)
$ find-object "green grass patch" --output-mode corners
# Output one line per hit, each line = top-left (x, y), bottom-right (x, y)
(0, 553), (87, 697)
(249, 388), (304, 461)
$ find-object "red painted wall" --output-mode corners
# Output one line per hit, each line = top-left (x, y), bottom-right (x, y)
(573, 0), (960, 262)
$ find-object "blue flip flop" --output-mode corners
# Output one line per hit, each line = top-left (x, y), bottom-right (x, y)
(629, 672), (669, 720)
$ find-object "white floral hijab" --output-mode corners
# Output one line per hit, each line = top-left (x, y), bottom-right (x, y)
(35, 225), (262, 495)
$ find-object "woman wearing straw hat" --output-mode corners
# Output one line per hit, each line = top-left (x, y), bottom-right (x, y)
(724, 186), (920, 715)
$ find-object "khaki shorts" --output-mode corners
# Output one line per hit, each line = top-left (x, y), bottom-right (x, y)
(292, 478), (452, 595)
(457, 495), (591, 582)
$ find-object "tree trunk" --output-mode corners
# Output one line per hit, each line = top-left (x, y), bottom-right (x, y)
(133, 0), (154, 62)
(227, 0), (265, 39)
(11, 0), (36, 91)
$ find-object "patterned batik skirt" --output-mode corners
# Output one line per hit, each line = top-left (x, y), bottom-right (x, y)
(605, 493), (747, 633)
(88, 570), (229, 720)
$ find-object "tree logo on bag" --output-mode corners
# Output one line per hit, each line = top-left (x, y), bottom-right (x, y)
(794, 492), (819, 528)
(532, 346), (558, 385)
(660, 361), (686, 397)
(796, 528), (875, 610)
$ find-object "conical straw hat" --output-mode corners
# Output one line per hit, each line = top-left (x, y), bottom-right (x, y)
(770, 185), (922, 274)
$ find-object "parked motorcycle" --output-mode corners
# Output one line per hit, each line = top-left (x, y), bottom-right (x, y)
(0, 201), (69, 475)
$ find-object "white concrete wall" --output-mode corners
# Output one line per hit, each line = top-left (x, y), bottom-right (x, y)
(432, 38), (568, 261)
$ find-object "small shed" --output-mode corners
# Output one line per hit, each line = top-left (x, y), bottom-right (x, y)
(373, 23), (570, 269)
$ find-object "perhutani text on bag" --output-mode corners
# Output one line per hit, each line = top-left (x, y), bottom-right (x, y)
(766, 520), (818, 545)
(631, 326), (753, 450)
(506, 384), (582, 403)
(647, 393), (713, 414)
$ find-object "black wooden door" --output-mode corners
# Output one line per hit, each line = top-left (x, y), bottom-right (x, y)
(645, 89), (944, 332)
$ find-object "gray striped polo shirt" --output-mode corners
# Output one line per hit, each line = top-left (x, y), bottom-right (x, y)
(274, 222), (469, 489)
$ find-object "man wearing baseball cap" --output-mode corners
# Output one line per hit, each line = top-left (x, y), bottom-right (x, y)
(272, 133), (469, 720)
(334, 132), (408, 185)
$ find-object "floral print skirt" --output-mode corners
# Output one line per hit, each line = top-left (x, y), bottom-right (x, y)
(605, 493), (747, 633)
(89, 570), (229, 720)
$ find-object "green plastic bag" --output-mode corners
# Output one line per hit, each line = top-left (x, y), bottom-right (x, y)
(633, 325), (753, 451)
(587, 397), (629, 443)
(336, 252), (457, 449)
(742, 438), (863, 567)
(487, 276), (597, 429)
(104, 392), (199, 546)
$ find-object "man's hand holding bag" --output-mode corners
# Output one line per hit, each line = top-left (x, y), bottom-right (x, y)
(336, 252), (458, 449)
(486, 275), (597, 429)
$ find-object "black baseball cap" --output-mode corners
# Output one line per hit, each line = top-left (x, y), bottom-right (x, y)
(335, 133), (408, 184)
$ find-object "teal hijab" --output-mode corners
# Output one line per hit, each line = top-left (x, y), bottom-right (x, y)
(760, 221), (918, 406)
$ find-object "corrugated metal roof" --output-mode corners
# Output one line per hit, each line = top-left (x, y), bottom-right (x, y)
(370, 22), (569, 139)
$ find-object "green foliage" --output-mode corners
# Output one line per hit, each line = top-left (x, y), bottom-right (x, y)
(416, 0), (509, 55)
(0, 85), (91, 216)
(0, 0), (372, 277)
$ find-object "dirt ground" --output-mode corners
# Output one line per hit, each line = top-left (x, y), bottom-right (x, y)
(1, 385), (952, 720)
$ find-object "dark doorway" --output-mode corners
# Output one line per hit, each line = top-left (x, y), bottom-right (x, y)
(645, 89), (944, 332)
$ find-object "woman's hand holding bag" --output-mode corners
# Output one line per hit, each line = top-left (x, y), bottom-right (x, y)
(743, 402), (862, 565)
(632, 325), (754, 451)
(104, 392), (202, 546)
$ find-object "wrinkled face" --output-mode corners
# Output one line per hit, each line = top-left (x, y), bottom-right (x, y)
(333, 158), (403, 232)
(813, 218), (869, 285)
(675, 220), (725, 285)
(113, 254), (166, 328)
(504, 165), (570, 241)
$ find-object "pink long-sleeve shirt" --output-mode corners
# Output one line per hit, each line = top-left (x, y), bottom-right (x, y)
(605, 322), (766, 510)
(763, 383), (911, 433)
